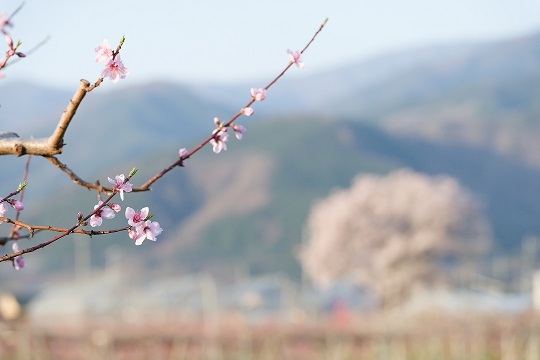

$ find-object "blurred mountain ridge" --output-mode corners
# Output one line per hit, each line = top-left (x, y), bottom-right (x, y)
(1, 30), (540, 283)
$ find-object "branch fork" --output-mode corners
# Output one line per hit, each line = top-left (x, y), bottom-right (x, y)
(0, 79), (90, 156)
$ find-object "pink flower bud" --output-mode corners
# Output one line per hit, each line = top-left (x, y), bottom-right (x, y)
(250, 88), (267, 101)
(242, 107), (254, 117)
(9, 199), (24, 211)
(128, 227), (138, 240)
(109, 203), (121, 212)
(4, 34), (12, 47)
(12, 242), (24, 270)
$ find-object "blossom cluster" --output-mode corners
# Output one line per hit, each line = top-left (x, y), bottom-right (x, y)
(87, 174), (163, 246)
(126, 207), (163, 246)
(95, 39), (129, 83)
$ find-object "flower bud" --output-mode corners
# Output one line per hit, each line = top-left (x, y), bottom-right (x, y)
(4, 34), (12, 47)
(17, 181), (27, 192)
(128, 227), (138, 240)
(8, 199), (24, 211)
(241, 107), (254, 117)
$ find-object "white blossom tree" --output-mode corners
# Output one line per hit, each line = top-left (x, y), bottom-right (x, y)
(299, 169), (491, 307)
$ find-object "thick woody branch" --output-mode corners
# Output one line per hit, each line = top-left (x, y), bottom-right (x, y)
(0, 79), (90, 156)
(48, 79), (90, 150)
(0, 136), (59, 156)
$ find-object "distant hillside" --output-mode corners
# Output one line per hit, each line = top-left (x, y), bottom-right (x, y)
(7, 117), (540, 284)
(327, 32), (540, 167)
(3, 30), (540, 286)
(190, 42), (481, 116)
(168, 117), (540, 276)
(0, 81), (235, 193)
(5, 30), (540, 166)
(0, 82), (70, 131)
(192, 31), (540, 166)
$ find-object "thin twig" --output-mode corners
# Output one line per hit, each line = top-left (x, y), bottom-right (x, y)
(2, 216), (129, 236)
(45, 155), (148, 193)
(8, 3), (25, 20)
(4, 35), (50, 69)
(0, 174), (134, 263)
(9, 154), (30, 238)
(140, 18), (328, 190)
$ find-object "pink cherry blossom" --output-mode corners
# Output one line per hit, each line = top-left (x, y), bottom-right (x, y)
(89, 201), (116, 227)
(125, 206), (149, 227)
(12, 242), (24, 270)
(232, 124), (247, 140)
(101, 55), (129, 84)
(210, 128), (228, 154)
(108, 174), (133, 201)
(133, 220), (163, 245)
(95, 39), (113, 64)
(250, 88), (267, 101)
(287, 49), (304, 68)
(241, 107), (254, 116)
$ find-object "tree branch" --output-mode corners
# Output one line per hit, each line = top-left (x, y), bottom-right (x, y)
(48, 79), (90, 150)
(0, 216), (129, 237)
(0, 79), (90, 156)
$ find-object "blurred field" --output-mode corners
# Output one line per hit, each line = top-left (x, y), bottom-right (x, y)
(2, 311), (540, 360)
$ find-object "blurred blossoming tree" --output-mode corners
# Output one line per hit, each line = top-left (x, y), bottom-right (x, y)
(299, 169), (491, 307)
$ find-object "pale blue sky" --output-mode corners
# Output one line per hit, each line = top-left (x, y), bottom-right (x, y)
(2, 0), (540, 90)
